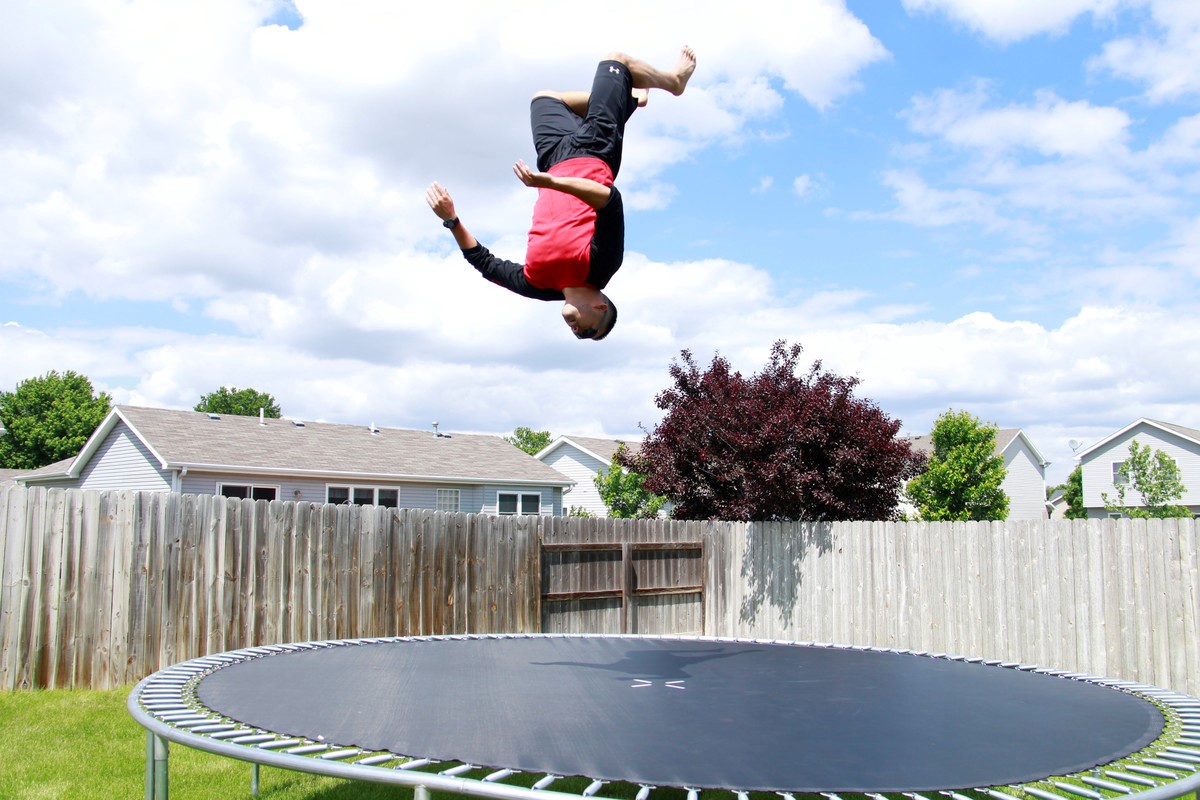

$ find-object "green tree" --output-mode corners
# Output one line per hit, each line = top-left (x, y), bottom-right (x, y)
(596, 444), (668, 519)
(0, 371), (112, 469)
(1103, 440), (1191, 518)
(505, 426), (552, 455)
(906, 409), (1009, 521)
(1052, 465), (1087, 519)
(195, 387), (281, 418)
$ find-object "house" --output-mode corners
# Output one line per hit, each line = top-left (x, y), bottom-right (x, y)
(905, 428), (1050, 520)
(1074, 418), (1200, 519)
(535, 435), (641, 517)
(18, 405), (574, 515)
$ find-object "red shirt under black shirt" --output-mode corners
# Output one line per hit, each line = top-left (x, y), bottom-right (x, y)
(461, 156), (625, 302)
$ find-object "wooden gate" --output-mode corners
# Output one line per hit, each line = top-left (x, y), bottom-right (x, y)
(539, 541), (704, 635)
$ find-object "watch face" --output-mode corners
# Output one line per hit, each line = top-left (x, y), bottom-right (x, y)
(443, 217), (458, 229)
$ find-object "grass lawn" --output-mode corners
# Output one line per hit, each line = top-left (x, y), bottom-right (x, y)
(0, 687), (440, 799)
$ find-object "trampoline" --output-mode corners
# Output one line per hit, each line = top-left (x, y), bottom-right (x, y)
(130, 634), (1200, 800)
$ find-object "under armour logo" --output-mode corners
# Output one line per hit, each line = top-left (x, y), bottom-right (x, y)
(609, 66), (620, 74)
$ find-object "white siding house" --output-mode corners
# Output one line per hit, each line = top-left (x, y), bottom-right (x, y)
(536, 435), (641, 517)
(20, 406), (573, 515)
(905, 428), (1049, 520)
(1075, 418), (1200, 519)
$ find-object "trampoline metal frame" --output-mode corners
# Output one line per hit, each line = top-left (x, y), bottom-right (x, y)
(129, 634), (1200, 800)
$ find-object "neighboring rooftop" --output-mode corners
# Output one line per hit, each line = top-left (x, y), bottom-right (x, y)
(24, 405), (572, 486)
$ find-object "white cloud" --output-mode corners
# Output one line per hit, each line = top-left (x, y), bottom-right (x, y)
(906, 87), (1131, 159)
(901, 0), (1124, 42)
(1091, 1), (1200, 102)
(792, 174), (815, 197)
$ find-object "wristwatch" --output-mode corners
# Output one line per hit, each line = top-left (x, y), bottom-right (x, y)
(442, 217), (459, 230)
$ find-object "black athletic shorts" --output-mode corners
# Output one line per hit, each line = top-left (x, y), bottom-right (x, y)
(530, 59), (638, 177)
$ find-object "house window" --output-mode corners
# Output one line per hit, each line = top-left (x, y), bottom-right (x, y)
(437, 488), (461, 512)
(327, 485), (399, 508)
(219, 483), (278, 501)
(498, 492), (541, 515)
(1112, 462), (1128, 485)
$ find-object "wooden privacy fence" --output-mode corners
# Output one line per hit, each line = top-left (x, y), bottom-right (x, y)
(1, 486), (1198, 695)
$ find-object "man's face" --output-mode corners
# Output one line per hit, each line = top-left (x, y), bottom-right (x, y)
(562, 301), (604, 339)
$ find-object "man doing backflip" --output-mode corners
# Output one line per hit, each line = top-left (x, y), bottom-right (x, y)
(426, 47), (697, 341)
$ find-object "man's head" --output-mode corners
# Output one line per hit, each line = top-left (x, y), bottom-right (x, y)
(561, 290), (618, 341)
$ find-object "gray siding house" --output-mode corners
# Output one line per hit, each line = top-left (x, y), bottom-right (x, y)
(905, 428), (1050, 520)
(536, 435), (642, 517)
(1075, 418), (1200, 519)
(19, 405), (574, 515)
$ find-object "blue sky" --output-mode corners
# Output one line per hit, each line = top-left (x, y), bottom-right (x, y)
(3, 0), (1199, 487)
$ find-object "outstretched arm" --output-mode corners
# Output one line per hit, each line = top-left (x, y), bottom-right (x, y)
(513, 160), (613, 210)
(425, 181), (480, 250)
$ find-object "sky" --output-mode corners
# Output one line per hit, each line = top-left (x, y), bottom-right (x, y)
(3, 0), (1199, 486)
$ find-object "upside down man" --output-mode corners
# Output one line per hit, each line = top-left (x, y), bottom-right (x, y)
(426, 46), (697, 341)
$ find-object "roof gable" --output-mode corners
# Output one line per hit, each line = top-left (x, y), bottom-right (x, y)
(536, 435), (641, 465)
(905, 428), (1046, 465)
(1075, 418), (1200, 460)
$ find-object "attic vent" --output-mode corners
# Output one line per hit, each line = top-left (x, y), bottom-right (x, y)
(431, 421), (452, 439)
(369, 423), (380, 434)
(206, 413), (220, 420)
(291, 419), (305, 427)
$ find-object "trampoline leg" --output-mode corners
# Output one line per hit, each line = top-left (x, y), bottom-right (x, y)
(415, 784), (430, 800)
(251, 763), (260, 796)
(146, 732), (169, 799)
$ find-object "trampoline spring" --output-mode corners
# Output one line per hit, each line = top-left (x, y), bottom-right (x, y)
(1142, 758), (1196, 772)
(483, 769), (515, 783)
(256, 738), (303, 750)
(583, 780), (606, 796)
(1079, 777), (1132, 794)
(286, 744), (330, 755)
(440, 764), (478, 776)
(1051, 780), (1104, 799)
(319, 749), (363, 761)
(1123, 764), (1179, 779)
(356, 754), (401, 767)
(210, 728), (257, 740)
(1021, 785), (1071, 800)
(532, 775), (560, 790)
(1163, 747), (1200, 762)
(230, 734), (277, 745)
(940, 790), (974, 800)
(984, 789), (1024, 800)
(1099, 772), (1156, 791)
(398, 758), (434, 771)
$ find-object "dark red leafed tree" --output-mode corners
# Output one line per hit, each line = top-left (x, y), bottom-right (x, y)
(623, 341), (925, 521)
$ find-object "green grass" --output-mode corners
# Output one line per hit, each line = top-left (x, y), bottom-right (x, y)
(0, 687), (439, 799)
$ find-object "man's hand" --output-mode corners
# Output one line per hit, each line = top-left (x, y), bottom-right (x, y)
(513, 160), (613, 210)
(426, 181), (458, 221)
(513, 160), (553, 189)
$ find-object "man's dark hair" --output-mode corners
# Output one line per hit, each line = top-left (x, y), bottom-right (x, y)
(592, 295), (617, 340)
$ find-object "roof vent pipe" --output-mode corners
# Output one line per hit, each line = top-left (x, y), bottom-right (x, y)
(370, 422), (379, 434)
(259, 407), (265, 427)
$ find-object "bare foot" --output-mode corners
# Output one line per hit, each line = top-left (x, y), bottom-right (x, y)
(673, 45), (697, 95)
(633, 87), (649, 107)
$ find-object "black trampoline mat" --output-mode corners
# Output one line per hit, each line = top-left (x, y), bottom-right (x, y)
(196, 636), (1164, 792)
